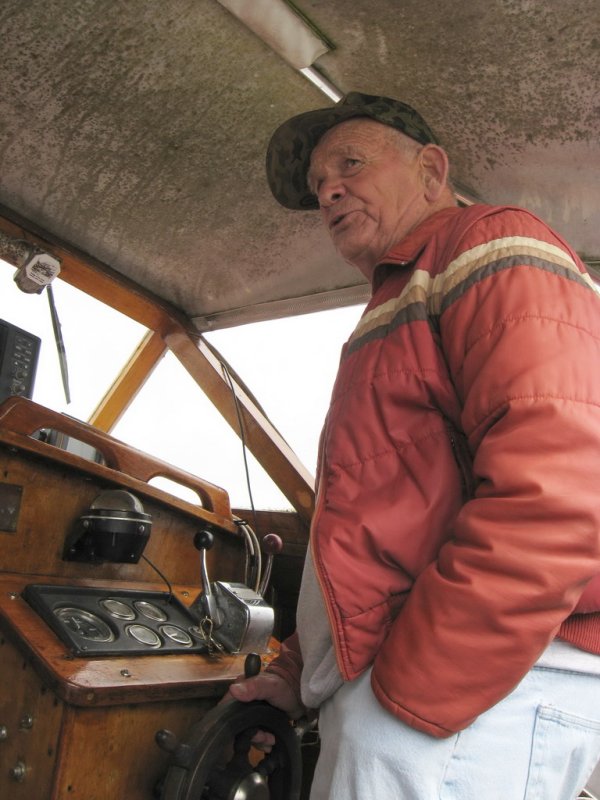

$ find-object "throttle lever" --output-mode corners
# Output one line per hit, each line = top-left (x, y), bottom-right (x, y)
(193, 529), (222, 627)
(190, 529), (275, 654)
(258, 533), (283, 597)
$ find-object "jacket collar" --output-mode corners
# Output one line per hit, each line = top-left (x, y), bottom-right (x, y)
(372, 206), (461, 290)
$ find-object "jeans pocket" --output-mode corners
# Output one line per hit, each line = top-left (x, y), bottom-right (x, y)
(525, 705), (600, 800)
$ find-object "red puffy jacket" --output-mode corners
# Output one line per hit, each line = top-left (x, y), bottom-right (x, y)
(269, 204), (600, 737)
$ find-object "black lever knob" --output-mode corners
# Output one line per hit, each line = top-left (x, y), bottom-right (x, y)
(244, 652), (262, 678)
(194, 529), (214, 551)
(192, 529), (222, 626)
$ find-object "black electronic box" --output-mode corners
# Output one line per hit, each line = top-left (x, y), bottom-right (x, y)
(0, 319), (41, 404)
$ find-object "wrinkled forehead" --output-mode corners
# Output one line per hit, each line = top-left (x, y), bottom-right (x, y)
(307, 118), (405, 184)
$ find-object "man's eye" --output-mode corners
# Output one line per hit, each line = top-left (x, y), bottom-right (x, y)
(344, 158), (361, 169)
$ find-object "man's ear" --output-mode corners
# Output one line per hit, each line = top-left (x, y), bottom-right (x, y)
(420, 144), (450, 202)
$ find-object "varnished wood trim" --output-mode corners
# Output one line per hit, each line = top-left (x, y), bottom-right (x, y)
(0, 397), (236, 530)
(89, 331), (167, 432)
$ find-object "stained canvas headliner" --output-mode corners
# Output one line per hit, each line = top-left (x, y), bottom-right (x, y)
(1, 0), (598, 330)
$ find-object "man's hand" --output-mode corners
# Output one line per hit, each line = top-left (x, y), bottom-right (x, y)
(227, 671), (304, 717)
(224, 672), (304, 751)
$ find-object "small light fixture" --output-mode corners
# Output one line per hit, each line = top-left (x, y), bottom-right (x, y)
(14, 251), (61, 294)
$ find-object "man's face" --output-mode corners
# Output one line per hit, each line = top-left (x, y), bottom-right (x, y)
(307, 119), (426, 277)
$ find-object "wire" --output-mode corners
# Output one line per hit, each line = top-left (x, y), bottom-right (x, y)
(220, 359), (268, 592)
(235, 518), (262, 593)
(141, 553), (174, 602)
(234, 517), (253, 585)
(220, 361), (260, 534)
(244, 521), (262, 592)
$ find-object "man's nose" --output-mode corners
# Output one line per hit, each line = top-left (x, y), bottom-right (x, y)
(317, 177), (346, 207)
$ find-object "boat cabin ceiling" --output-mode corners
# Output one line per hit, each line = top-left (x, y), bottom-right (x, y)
(1, 0), (599, 335)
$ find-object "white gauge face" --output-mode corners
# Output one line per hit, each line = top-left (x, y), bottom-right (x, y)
(126, 624), (162, 647)
(99, 598), (136, 620)
(133, 600), (167, 622)
(160, 624), (193, 646)
(54, 607), (115, 642)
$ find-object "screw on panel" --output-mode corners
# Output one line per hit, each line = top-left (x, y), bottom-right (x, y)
(9, 760), (27, 782)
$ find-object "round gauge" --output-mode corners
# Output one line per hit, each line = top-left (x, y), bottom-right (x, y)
(126, 624), (162, 648)
(133, 601), (167, 622)
(160, 624), (193, 646)
(54, 607), (115, 642)
(99, 598), (135, 620)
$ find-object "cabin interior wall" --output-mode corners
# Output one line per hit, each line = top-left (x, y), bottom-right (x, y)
(0, 633), (215, 799)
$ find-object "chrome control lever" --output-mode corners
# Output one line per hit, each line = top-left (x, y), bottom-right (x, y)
(258, 533), (283, 597)
(190, 528), (275, 654)
(193, 529), (222, 628)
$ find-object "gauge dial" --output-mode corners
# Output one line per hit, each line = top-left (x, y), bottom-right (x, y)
(54, 607), (114, 642)
(126, 624), (162, 647)
(160, 624), (193, 646)
(100, 598), (136, 620)
(134, 600), (167, 622)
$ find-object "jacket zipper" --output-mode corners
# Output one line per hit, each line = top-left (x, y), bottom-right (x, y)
(446, 421), (476, 502)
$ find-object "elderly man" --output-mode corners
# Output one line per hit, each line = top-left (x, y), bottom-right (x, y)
(230, 93), (600, 799)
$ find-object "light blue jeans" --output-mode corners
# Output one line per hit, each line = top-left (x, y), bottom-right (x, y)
(310, 662), (600, 799)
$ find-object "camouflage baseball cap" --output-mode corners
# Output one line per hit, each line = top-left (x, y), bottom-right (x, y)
(266, 92), (439, 210)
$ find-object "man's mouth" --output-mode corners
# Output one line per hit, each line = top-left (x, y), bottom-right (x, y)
(330, 211), (355, 230)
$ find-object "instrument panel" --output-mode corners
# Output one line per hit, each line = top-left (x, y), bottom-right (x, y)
(23, 584), (209, 657)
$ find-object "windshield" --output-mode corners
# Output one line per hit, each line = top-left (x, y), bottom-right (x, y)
(0, 258), (364, 508)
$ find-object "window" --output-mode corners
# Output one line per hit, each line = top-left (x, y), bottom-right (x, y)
(1, 259), (363, 508)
